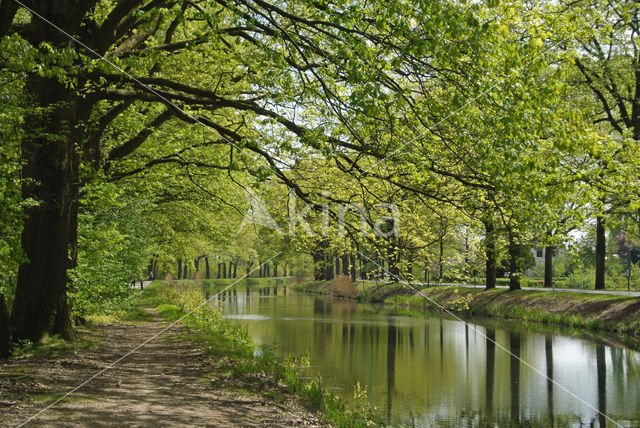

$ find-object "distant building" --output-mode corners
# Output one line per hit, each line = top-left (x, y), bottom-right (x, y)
(531, 246), (566, 265)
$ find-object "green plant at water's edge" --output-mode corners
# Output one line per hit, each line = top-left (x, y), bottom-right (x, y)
(145, 281), (378, 427)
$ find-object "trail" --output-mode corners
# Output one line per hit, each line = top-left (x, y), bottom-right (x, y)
(0, 310), (323, 427)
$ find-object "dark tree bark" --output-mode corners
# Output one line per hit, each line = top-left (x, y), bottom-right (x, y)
(233, 261), (237, 278)
(438, 236), (444, 282)
(324, 258), (334, 280)
(341, 254), (350, 276)
(508, 231), (522, 291)
(595, 215), (606, 290)
(349, 254), (357, 279)
(0, 294), (10, 358)
(312, 249), (324, 280)
(222, 261), (227, 279)
(544, 245), (554, 288)
(274, 263), (278, 277)
(228, 261), (233, 278)
(183, 263), (188, 279)
(12, 75), (84, 342)
(177, 259), (183, 279)
(204, 256), (210, 279)
(484, 219), (497, 290)
(217, 262), (222, 279)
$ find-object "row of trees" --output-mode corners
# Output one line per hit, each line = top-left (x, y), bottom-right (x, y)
(1, 0), (639, 355)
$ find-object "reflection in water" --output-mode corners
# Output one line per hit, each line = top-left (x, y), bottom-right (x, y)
(386, 319), (396, 422)
(597, 344), (607, 427)
(211, 285), (640, 426)
(545, 335), (554, 426)
(510, 331), (520, 423)
(485, 327), (495, 421)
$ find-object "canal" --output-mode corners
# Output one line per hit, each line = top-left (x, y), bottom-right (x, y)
(208, 282), (640, 426)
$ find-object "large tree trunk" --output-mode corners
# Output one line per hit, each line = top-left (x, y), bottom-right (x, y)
(484, 219), (497, 290)
(204, 256), (210, 279)
(177, 259), (183, 279)
(324, 258), (334, 280)
(595, 215), (606, 290)
(0, 294), (10, 358)
(11, 74), (80, 342)
(312, 248), (324, 280)
(544, 245), (554, 288)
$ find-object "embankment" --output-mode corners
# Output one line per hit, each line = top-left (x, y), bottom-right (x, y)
(293, 279), (640, 338)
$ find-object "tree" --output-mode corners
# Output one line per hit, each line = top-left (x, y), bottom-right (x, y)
(6, 0), (477, 341)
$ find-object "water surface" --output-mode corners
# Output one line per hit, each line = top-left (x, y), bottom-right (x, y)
(209, 283), (640, 426)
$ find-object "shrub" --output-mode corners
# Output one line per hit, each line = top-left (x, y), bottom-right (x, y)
(332, 275), (359, 298)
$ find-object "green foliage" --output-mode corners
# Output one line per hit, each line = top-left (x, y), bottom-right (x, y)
(69, 178), (155, 317)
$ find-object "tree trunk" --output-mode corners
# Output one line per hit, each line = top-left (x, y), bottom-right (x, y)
(217, 262), (221, 279)
(312, 249), (324, 280)
(183, 264), (188, 279)
(222, 261), (227, 279)
(350, 254), (357, 279)
(342, 254), (350, 276)
(595, 215), (606, 290)
(228, 261), (233, 278)
(0, 294), (10, 358)
(324, 258), (334, 280)
(204, 256), (210, 279)
(177, 259), (183, 279)
(484, 219), (497, 290)
(508, 232), (521, 291)
(438, 237), (444, 282)
(233, 262), (237, 278)
(12, 76), (81, 342)
(544, 245), (554, 288)
(274, 263), (278, 277)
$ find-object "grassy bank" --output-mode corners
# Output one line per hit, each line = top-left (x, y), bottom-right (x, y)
(140, 280), (376, 427)
(293, 279), (640, 338)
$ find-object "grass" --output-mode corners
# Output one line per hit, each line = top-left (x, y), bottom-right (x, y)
(144, 280), (377, 427)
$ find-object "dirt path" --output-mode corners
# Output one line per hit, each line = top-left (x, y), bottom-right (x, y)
(0, 310), (324, 427)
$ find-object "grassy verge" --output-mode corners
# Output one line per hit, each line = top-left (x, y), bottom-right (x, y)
(140, 280), (377, 427)
(293, 279), (640, 339)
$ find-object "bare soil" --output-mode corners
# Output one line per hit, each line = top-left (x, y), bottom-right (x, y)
(0, 310), (324, 427)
